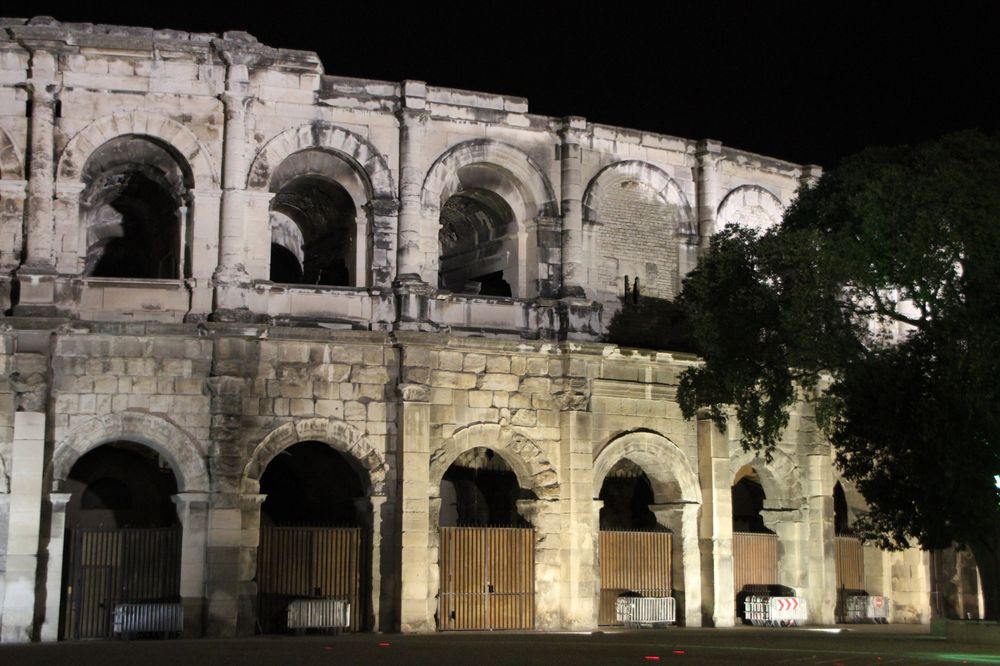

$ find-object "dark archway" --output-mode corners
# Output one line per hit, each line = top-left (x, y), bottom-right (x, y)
(834, 481), (850, 536)
(61, 441), (181, 639)
(598, 458), (658, 530)
(732, 467), (772, 534)
(256, 441), (372, 633)
(80, 136), (190, 280)
(438, 189), (517, 297)
(439, 447), (530, 527)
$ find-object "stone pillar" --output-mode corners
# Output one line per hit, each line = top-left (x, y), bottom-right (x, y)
(355, 495), (388, 631)
(15, 60), (61, 315)
(559, 117), (586, 298)
(212, 55), (253, 320)
(650, 502), (703, 627)
(805, 453), (836, 624)
(557, 408), (597, 629)
(186, 189), (223, 320)
(516, 498), (562, 630)
(173, 492), (209, 638)
(1, 412), (46, 642)
(762, 502), (807, 593)
(38, 492), (70, 642)
(398, 383), (433, 631)
(697, 417), (735, 626)
(234, 493), (265, 636)
(202, 494), (252, 638)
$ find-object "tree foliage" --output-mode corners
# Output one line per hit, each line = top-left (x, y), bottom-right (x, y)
(676, 131), (1000, 618)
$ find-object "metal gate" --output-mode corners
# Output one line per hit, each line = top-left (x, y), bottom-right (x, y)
(62, 526), (181, 639)
(256, 526), (363, 633)
(598, 530), (672, 625)
(733, 531), (779, 592)
(438, 526), (535, 630)
(835, 535), (865, 620)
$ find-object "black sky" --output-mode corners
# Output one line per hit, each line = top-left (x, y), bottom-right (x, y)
(5, 2), (998, 168)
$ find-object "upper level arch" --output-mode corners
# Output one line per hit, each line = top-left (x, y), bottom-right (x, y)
(0, 124), (24, 180)
(592, 430), (700, 504)
(246, 122), (396, 202)
(429, 423), (559, 500)
(243, 418), (388, 496)
(729, 446), (801, 505)
(421, 140), (558, 298)
(716, 184), (784, 233)
(51, 411), (209, 494)
(582, 160), (694, 234)
(56, 111), (219, 190)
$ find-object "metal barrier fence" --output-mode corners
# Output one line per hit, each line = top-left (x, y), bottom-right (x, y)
(287, 599), (351, 631)
(615, 596), (676, 627)
(844, 595), (891, 623)
(112, 603), (183, 638)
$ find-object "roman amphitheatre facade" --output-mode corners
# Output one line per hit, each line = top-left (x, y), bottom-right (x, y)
(0, 16), (970, 642)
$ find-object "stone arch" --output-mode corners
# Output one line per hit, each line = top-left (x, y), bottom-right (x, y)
(716, 184), (785, 232)
(429, 423), (558, 499)
(421, 139), (558, 219)
(592, 430), (700, 504)
(56, 111), (219, 190)
(582, 160), (695, 235)
(729, 446), (800, 505)
(243, 418), (388, 495)
(0, 124), (24, 180)
(833, 473), (867, 522)
(51, 411), (209, 493)
(246, 122), (396, 202)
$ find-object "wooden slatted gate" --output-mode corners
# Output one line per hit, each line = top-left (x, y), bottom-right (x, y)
(62, 526), (181, 640)
(835, 535), (865, 620)
(438, 526), (535, 630)
(598, 530), (672, 625)
(256, 526), (363, 633)
(733, 531), (779, 592)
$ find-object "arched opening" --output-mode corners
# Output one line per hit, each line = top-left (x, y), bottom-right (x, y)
(80, 136), (190, 280)
(597, 458), (673, 626)
(256, 441), (371, 633)
(732, 465), (783, 621)
(438, 189), (517, 297)
(266, 148), (370, 288)
(437, 447), (535, 630)
(833, 481), (850, 536)
(60, 441), (181, 639)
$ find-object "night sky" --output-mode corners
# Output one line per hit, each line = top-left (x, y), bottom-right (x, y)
(4, 2), (998, 168)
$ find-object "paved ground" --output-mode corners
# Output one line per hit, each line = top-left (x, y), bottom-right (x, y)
(1, 625), (998, 665)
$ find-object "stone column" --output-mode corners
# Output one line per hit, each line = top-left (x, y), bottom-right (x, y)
(355, 495), (388, 631)
(697, 417), (735, 626)
(650, 501), (703, 627)
(516, 498), (562, 630)
(762, 502), (807, 594)
(202, 494), (254, 638)
(557, 407), (597, 629)
(559, 117), (587, 298)
(173, 492), (210, 638)
(1, 412), (46, 642)
(212, 55), (253, 320)
(694, 139), (722, 251)
(398, 383), (433, 631)
(15, 61), (61, 315)
(186, 189), (223, 319)
(396, 84), (429, 282)
(235, 493), (265, 636)
(38, 492), (70, 641)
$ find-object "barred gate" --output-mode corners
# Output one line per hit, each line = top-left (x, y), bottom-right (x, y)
(598, 530), (672, 625)
(62, 526), (181, 640)
(438, 526), (535, 630)
(733, 531), (779, 592)
(835, 536), (865, 620)
(257, 526), (363, 633)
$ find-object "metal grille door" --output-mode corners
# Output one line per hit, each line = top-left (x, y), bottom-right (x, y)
(598, 530), (672, 625)
(256, 526), (363, 633)
(438, 526), (535, 630)
(733, 531), (779, 592)
(63, 526), (181, 639)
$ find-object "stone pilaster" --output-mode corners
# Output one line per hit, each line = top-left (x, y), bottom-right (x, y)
(697, 416), (735, 626)
(38, 492), (70, 642)
(516, 498), (562, 630)
(232, 492), (265, 636)
(694, 139), (722, 249)
(761, 501), (807, 593)
(1, 412), (46, 642)
(398, 383), (433, 631)
(805, 453), (836, 623)
(557, 407), (596, 629)
(650, 501), (703, 627)
(558, 117), (586, 298)
(173, 492), (210, 638)
(396, 87), (430, 282)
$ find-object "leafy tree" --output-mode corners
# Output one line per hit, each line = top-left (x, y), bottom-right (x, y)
(676, 131), (1000, 619)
